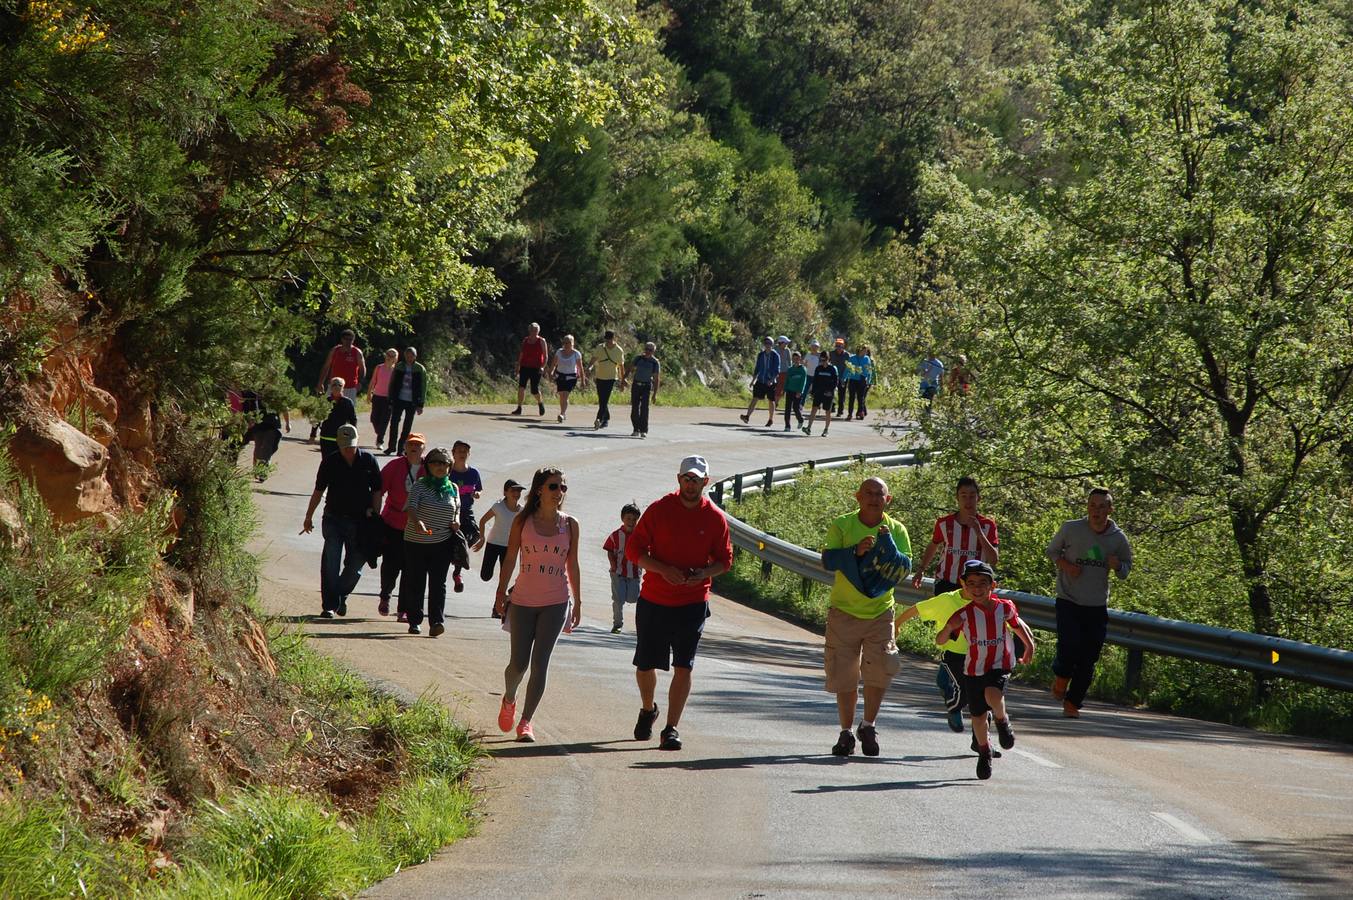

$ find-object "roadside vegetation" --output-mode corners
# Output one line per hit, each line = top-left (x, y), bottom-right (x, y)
(719, 461), (1353, 744)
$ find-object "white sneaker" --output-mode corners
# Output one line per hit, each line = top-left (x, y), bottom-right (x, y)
(557, 413), (564, 423)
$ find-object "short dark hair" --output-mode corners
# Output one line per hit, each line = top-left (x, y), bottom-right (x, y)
(956, 476), (980, 495)
(1089, 486), (1113, 501)
(452, 440), (470, 451)
(341, 329), (355, 339)
(604, 330), (615, 340)
(621, 501), (641, 519)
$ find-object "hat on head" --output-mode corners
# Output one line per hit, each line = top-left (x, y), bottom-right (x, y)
(761, 335), (773, 344)
(961, 559), (996, 581)
(404, 432), (426, 446)
(336, 424), (359, 449)
(776, 335), (790, 345)
(808, 339), (821, 347)
(504, 478), (524, 491)
(678, 455), (709, 479)
(423, 447), (451, 465)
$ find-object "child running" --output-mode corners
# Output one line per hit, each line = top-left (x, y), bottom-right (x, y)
(494, 467), (582, 743)
(802, 351), (839, 436)
(603, 502), (643, 633)
(936, 560), (1035, 780)
(474, 478), (525, 617)
(449, 440), (483, 594)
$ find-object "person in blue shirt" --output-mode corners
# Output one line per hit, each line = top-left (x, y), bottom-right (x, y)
(739, 336), (781, 427)
(918, 352), (944, 409)
(846, 345), (875, 420)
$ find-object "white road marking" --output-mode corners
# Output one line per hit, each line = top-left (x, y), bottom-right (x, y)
(1010, 747), (1062, 768)
(502, 459), (529, 468)
(1151, 811), (1211, 844)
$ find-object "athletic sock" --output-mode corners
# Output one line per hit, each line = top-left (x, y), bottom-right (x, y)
(860, 719), (875, 729)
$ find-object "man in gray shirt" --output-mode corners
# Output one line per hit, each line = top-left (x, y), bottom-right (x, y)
(1045, 488), (1133, 718)
(627, 342), (661, 438)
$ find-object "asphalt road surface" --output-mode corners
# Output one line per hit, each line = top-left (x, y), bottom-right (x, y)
(248, 402), (1353, 899)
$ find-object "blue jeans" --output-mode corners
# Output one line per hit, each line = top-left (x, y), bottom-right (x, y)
(320, 516), (366, 612)
(1052, 599), (1108, 708)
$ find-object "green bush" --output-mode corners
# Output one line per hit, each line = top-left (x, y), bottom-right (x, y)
(0, 799), (140, 899)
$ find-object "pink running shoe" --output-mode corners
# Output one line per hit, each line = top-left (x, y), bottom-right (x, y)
(396, 611), (408, 623)
(498, 698), (516, 733)
(516, 720), (535, 742)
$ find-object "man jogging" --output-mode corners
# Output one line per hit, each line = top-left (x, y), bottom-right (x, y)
(739, 336), (780, 427)
(1045, 488), (1133, 717)
(625, 455), (732, 751)
(819, 477), (911, 757)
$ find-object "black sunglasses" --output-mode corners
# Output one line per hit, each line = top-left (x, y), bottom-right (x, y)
(545, 483), (568, 493)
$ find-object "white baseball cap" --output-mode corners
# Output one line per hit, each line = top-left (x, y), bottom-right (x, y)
(678, 455), (709, 479)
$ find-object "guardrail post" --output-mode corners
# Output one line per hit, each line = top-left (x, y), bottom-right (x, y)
(763, 467), (773, 494)
(1124, 648), (1144, 694)
(733, 473), (743, 502)
(713, 481), (724, 507)
(761, 532), (775, 581)
(807, 460), (815, 471)
(801, 576), (813, 605)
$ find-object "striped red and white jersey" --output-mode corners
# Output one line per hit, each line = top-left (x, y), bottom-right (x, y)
(931, 513), (999, 583)
(603, 526), (641, 579)
(953, 597), (1022, 675)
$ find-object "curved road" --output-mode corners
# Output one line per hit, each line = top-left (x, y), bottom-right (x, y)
(248, 403), (1353, 899)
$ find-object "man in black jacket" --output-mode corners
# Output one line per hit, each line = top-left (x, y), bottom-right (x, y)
(386, 347), (428, 455)
(302, 424), (383, 618)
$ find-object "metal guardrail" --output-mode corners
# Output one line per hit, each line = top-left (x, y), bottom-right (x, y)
(711, 452), (1353, 694)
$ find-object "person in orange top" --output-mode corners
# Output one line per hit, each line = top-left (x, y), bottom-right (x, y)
(317, 329), (366, 402)
(624, 456), (732, 751)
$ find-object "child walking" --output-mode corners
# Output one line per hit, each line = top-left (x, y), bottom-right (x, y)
(603, 502), (643, 633)
(474, 478), (525, 617)
(936, 560), (1035, 780)
(449, 440), (483, 594)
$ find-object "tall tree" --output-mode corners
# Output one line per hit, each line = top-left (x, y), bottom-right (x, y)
(918, 0), (1353, 642)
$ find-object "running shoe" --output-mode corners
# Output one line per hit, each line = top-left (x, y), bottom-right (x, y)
(801, 425), (811, 435)
(831, 729), (856, 757)
(764, 418), (774, 427)
(631, 430), (640, 437)
(336, 598), (347, 616)
(453, 575), (464, 593)
(498, 698), (516, 732)
(610, 625), (622, 634)
(594, 418), (602, 430)
(378, 595), (390, 617)
(633, 704), (660, 740)
(659, 726), (681, 751)
(517, 720), (535, 742)
(783, 425), (790, 432)
(996, 717), (1015, 750)
(510, 405), (522, 415)
(976, 748), (993, 780)
(1052, 676), (1069, 700)
(1063, 700), (1081, 718)
(557, 413), (564, 423)
(318, 610), (336, 619)
(970, 732), (1002, 758)
(640, 432), (646, 439)
(946, 708), (964, 733)
(856, 724), (880, 757)
(429, 623), (445, 637)
(397, 611), (408, 623)
(739, 413), (750, 423)
(408, 624), (421, 635)
(821, 429), (829, 436)
(537, 402), (545, 415)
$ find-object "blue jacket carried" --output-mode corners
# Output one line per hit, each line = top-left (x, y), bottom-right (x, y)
(821, 530), (911, 599)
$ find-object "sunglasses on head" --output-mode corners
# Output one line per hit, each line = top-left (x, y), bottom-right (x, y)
(545, 483), (568, 493)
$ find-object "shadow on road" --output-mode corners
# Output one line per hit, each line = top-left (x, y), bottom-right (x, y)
(630, 752), (849, 772)
(792, 778), (974, 793)
(488, 739), (650, 759)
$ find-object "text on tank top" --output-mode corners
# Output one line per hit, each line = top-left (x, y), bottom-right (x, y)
(513, 514), (572, 606)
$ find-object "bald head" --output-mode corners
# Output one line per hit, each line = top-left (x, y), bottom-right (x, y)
(856, 477), (891, 524)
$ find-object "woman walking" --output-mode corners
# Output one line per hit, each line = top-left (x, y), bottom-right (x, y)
(494, 467), (582, 742)
(400, 446), (460, 636)
(367, 348), (398, 447)
(548, 335), (586, 423)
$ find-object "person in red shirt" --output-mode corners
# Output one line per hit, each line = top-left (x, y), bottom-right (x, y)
(511, 322), (550, 417)
(376, 433), (426, 620)
(317, 329), (367, 402)
(937, 560), (1036, 780)
(624, 455), (733, 751)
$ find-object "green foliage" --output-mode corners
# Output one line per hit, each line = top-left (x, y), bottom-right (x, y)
(915, 0), (1353, 647)
(0, 800), (141, 899)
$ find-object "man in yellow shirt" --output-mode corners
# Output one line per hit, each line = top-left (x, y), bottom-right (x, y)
(820, 477), (911, 757)
(590, 330), (627, 430)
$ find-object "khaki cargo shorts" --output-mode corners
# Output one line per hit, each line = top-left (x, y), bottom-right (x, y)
(823, 606), (902, 693)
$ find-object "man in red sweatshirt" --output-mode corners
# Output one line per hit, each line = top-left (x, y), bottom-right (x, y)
(625, 455), (733, 751)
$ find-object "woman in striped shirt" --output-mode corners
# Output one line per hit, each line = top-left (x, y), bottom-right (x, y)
(400, 446), (460, 636)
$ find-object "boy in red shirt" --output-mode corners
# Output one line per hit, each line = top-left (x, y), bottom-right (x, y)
(937, 560), (1035, 780)
(624, 456), (732, 751)
(603, 502), (643, 634)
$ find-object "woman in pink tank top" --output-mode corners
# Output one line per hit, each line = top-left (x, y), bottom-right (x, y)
(493, 466), (581, 742)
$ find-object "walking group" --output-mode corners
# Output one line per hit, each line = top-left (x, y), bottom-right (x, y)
(739, 335), (874, 435)
(510, 324), (661, 438)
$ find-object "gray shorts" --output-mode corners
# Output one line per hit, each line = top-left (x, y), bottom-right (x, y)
(611, 573), (641, 605)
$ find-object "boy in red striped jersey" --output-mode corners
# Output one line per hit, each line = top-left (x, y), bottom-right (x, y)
(937, 560), (1035, 780)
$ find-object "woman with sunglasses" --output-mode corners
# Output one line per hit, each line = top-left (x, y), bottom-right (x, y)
(494, 467), (582, 742)
(400, 446), (460, 636)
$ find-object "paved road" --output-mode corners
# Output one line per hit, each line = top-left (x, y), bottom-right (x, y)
(248, 403), (1353, 899)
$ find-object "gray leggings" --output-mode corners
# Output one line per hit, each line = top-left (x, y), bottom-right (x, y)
(504, 602), (568, 721)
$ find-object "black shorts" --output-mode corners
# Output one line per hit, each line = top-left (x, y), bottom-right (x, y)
(752, 381), (775, 400)
(633, 598), (710, 671)
(518, 366), (542, 392)
(555, 373), (578, 393)
(811, 393), (834, 411)
(963, 669), (1011, 716)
